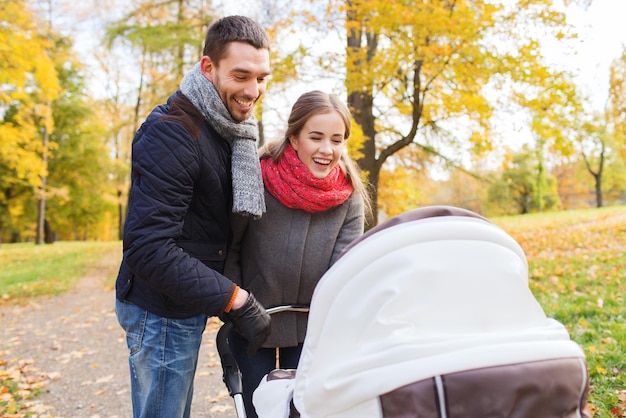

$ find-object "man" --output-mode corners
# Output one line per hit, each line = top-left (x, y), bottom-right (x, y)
(115, 15), (271, 418)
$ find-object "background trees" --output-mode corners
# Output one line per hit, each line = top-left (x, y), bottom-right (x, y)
(309, 0), (589, 225)
(1, 0), (60, 242)
(1, 0), (118, 242)
(1, 0), (624, 241)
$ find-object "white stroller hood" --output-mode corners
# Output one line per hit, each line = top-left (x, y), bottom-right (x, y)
(286, 206), (587, 417)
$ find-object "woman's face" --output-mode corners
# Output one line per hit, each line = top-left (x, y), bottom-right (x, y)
(289, 111), (346, 179)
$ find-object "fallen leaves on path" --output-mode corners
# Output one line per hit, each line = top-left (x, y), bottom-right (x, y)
(0, 349), (56, 416)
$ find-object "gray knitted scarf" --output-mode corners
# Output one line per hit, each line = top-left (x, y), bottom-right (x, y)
(180, 63), (265, 218)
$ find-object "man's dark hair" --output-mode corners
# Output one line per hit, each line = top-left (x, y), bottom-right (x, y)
(203, 15), (270, 64)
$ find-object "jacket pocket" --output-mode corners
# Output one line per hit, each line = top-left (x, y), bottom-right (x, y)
(116, 261), (134, 301)
(177, 240), (227, 271)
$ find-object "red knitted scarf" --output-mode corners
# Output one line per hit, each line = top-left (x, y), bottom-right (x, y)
(261, 144), (353, 213)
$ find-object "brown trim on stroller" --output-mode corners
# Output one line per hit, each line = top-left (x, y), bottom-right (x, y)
(379, 357), (590, 418)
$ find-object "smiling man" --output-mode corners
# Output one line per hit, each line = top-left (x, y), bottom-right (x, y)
(202, 40), (271, 122)
(115, 15), (272, 418)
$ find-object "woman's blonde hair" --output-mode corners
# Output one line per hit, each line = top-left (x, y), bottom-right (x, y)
(259, 90), (372, 218)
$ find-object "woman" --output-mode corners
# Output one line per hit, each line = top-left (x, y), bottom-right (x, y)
(224, 90), (371, 417)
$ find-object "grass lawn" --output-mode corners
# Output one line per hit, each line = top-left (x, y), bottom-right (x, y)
(494, 206), (626, 417)
(0, 240), (121, 302)
(1, 205), (625, 416)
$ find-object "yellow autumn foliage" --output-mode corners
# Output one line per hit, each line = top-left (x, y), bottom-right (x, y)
(310, 0), (582, 224)
(0, 0), (61, 188)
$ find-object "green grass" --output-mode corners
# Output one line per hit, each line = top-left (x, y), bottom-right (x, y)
(494, 206), (626, 417)
(0, 241), (121, 302)
(1, 207), (626, 416)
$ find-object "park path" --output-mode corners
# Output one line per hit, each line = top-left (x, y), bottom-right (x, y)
(0, 249), (236, 418)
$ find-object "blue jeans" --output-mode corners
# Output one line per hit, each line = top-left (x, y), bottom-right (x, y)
(230, 331), (302, 418)
(115, 299), (207, 418)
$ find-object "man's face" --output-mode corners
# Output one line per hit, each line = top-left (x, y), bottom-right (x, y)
(201, 42), (271, 122)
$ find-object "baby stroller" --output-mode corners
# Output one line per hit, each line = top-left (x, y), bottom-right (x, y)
(218, 206), (590, 418)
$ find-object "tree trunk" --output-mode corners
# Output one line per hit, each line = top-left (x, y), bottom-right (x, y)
(44, 219), (55, 244)
(595, 173), (603, 208)
(349, 89), (379, 227)
(582, 140), (605, 209)
(36, 122), (49, 245)
(346, 5), (380, 228)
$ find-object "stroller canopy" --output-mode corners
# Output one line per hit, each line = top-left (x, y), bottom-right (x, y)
(290, 206), (587, 417)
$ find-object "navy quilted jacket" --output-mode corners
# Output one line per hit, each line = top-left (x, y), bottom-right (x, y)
(115, 91), (237, 319)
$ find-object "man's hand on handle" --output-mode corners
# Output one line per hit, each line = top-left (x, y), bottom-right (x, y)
(225, 289), (271, 356)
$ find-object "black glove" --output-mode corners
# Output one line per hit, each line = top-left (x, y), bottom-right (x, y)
(224, 292), (271, 357)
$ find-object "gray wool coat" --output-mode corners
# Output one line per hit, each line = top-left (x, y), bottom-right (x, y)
(224, 189), (365, 347)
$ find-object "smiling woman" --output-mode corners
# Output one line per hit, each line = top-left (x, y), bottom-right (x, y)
(288, 112), (347, 179)
(222, 90), (372, 418)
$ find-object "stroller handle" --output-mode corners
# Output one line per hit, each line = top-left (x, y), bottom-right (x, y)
(217, 304), (310, 414)
(266, 304), (310, 315)
(216, 322), (242, 395)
